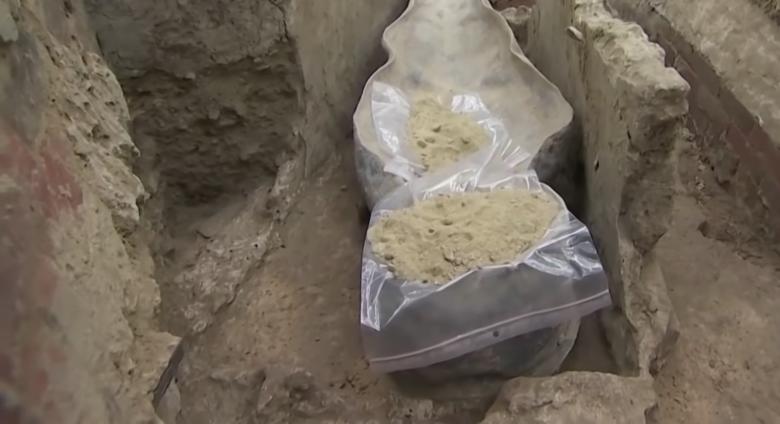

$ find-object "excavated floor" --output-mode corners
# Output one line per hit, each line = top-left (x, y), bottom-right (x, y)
(138, 5), (780, 424)
(653, 137), (780, 423)
(160, 140), (617, 422)
(172, 147), (495, 423)
(159, 136), (780, 424)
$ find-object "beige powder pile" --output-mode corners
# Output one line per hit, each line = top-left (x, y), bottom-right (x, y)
(408, 97), (490, 170)
(368, 189), (560, 284)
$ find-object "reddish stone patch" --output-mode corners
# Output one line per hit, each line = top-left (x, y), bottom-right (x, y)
(0, 133), (83, 219)
(0, 122), (83, 422)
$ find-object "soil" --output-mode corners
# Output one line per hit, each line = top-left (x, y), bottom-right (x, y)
(173, 148), (495, 423)
(409, 98), (490, 171)
(167, 142), (618, 423)
(166, 136), (780, 423)
(490, 0), (537, 11)
(144, 8), (780, 420)
(651, 137), (780, 423)
(368, 189), (559, 283)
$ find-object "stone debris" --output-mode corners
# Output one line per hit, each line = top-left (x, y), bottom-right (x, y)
(481, 372), (657, 424)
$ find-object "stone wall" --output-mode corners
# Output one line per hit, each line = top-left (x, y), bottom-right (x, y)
(482, 2), (689, 421)
(0, 0), (178, 422)
(608, 0), (780, 244)
(527, 0), (688, 376)
(750, 0), (779, 24)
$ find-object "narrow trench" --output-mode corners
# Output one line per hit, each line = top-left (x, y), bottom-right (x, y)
(121, 5), (619, 424)
(6, 0), (780, 422)
(142, 104), (616, 424)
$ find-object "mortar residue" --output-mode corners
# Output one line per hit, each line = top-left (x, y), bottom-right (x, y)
(409, 98), (490, 170)
(368, 189), (560, 284)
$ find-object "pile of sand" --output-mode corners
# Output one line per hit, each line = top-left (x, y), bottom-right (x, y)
(368, 189), (560, 284)
(408, 97), (490, 171)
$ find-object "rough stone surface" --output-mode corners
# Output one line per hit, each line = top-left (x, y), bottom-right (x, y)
(750, 0), (780, 26)
(523, 2), (780, 422)
(85, 0), (408, 204)
(609, 0), (780, 242)
(491, 0), (537, 10)
(0, 0), (177, 422)
(621, 0), (780, 144)
(526, 0), (688, 375)
(481, 372), (657, 424)
(86, 0), (407, 335)
(85, 0), (302, 205)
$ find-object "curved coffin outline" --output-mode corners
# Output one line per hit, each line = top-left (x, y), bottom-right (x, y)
(353, 0), (574, 207)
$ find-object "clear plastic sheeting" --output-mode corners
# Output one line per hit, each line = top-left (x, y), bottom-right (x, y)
(371, 83), (530, 183)
(360, 167), (611, 373)
(352, 0), (576, 209)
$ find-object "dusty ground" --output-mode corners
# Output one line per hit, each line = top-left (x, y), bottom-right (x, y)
(653, 137), (780, 423)
(172, 148), (498, 423)
(167, 139), (780, 423)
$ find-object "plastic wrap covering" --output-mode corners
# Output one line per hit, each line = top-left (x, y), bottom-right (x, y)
(371, 83), (529, 182)
(360, 168), (611, 373)
(353, 0), (575, 208)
